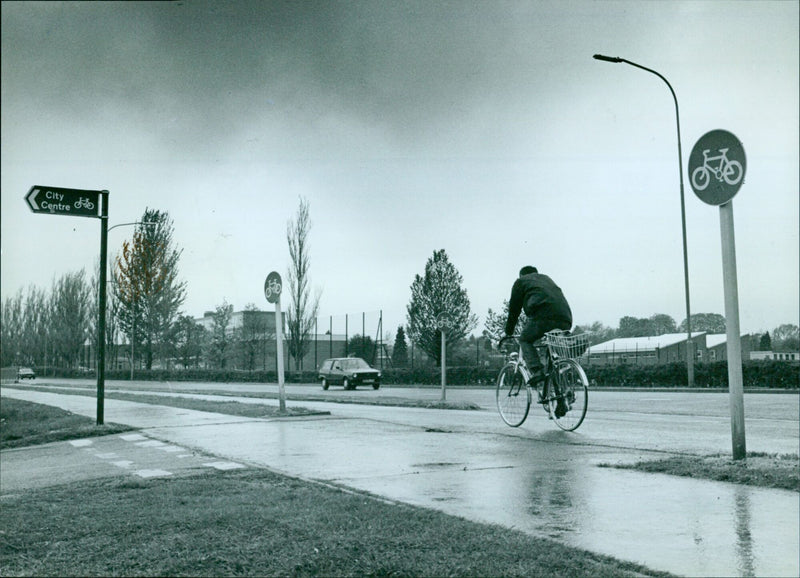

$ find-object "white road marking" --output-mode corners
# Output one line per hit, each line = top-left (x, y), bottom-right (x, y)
(69, 439), (93, 447)
(112, 461), (134, 469)
(95, 452), (119, 459)
(119, 433), (148, 441)
(135, 469), (173, 478)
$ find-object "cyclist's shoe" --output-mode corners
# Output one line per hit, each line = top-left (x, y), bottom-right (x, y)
(527, 367), (545, 388)
(554, 398), (569, 418)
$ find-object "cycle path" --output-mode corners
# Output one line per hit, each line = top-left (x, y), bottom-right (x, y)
(2, 387), (798, 577)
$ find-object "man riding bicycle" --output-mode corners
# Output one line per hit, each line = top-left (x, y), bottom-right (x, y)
(504, 266), (572, 416)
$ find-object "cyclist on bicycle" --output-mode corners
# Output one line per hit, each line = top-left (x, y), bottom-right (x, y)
(504, 266), (572, 416)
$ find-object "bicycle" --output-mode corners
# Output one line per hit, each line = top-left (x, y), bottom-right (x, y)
(496, 331), (589, 431)
(690, 147), (743, 191)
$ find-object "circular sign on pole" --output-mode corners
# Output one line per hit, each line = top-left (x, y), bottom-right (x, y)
(688, 129), (746, 205)
(436, 312), (450, 332)
(264, 271), (282, 304)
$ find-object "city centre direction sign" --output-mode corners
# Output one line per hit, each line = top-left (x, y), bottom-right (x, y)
(25, 185), (102, 218)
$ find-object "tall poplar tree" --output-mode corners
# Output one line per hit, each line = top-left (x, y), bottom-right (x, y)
(286, 197), (320, 371)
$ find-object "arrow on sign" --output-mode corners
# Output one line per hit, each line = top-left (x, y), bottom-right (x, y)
(25, 186), (103, 218)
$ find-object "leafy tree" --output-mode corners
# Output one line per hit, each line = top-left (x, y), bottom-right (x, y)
(649, 313), (677, 335)
(678, 313), (726, 334)
(206, 301), (233, 369)
(572, 321), (616, 345)
(348, 334), (374, 361)
(483, 300), (528, 345)
(772, 324), (798, 351)
(406, 249), (478, 365)
(760, 331), (772, 351)
(113, 209), (186, 369)
(236, 303), (268, 370)
(173, 314), (206, 369)
(49, 270), (93, 368)
(391, 326), (409, 367)
(286, 197), (321, 371)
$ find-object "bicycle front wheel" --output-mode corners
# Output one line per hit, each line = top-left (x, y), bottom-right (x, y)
(549, 359), (588, 431)
(496, 362), (531, 427)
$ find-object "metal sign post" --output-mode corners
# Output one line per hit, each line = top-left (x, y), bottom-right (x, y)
(265, 271), (286, 412)
(25, 185), (108, 425)
(689, 129), (747, 460)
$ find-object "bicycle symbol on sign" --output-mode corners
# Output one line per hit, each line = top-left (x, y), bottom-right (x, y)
(264, 277), (282, 299)
(690, 148), (744, 192)
(74, 197), (95, 210)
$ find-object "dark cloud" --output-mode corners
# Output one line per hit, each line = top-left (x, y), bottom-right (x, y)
(3, 1), (562, 158)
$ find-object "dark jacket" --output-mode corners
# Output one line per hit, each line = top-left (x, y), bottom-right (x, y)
(505, 272), (572, 335)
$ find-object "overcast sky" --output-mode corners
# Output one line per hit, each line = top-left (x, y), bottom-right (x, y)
(2, 0), (798, 338)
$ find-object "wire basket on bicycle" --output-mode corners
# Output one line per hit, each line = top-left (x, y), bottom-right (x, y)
(543, 330), (589, 360)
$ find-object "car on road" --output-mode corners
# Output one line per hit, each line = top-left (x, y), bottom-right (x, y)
(17, 367), (36, 380)
(319, 357), (381, 390)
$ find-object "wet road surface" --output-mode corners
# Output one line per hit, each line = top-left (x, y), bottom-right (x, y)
(2, 384), (798, 577)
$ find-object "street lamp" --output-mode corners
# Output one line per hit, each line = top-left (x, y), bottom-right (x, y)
(593, 54), (694, 387)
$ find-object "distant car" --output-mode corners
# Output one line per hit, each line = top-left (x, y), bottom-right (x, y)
(319, 357), (381, 390)
(17, 367), (36, 380)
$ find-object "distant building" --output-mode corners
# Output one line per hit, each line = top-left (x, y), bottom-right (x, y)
(585, 332), (707, 365)
(750, 351), (799, 362)
(703, 334), (753, 362)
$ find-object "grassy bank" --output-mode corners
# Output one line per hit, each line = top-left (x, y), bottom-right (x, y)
(0, 398), (668, 577)
(0, 398), (132, 449)
(602, 452), (799, 492)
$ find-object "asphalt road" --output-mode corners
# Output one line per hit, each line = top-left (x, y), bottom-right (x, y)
(2, 381), (798, 577)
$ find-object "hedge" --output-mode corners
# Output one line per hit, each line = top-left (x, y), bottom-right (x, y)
(32, 361), (798, 389)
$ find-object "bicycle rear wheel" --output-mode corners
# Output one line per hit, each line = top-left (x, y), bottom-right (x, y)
(496, 362), (531, 427)
(549, 359), (588, 431)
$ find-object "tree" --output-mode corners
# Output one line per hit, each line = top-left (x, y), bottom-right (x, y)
(173, 314), (206, 369)
(49, 270), (93, 368)
(679, 313), (726, 334)
(772, 324), (798, 351)
(760, 331), (772, 351)
(285, 197), (321, 371)
(406, 249), (478, 365)
(572, 321), (616, 345)
(236, 303), (267, 370)
(1, 289), (24, 366)
(114, 210), (186, 369)
(391, 326), (409, 367)
(649, 314), (677, 336)
(348, 334), (374, 361)
(206, 301), (233, 369)
(483, 300), (528, 345)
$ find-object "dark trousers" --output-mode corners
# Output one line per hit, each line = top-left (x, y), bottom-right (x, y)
(520, 316), (571, 373)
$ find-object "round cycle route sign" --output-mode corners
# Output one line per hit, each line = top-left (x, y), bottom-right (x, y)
(688, 129), (746, 206)
(264, 271), (282, 304)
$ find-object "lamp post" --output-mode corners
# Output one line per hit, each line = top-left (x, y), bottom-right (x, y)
(593, 54), (694, 387)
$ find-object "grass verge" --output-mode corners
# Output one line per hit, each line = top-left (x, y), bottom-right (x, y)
(0, 398), (132, 450)
(600, 453), (799, 492)
(0, 469), (670, 577)
(0, 398), (670, 577)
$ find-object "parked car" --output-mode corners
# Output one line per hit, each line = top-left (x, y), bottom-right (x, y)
(319, 357), (381, 390)
(17, 367), (36, 380)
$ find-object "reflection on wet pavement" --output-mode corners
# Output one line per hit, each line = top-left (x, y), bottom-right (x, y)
(146, 417), (799, 577)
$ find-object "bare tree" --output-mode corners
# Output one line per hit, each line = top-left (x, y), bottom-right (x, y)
(286, 197), (321, 371)
(49, 270), (93, 368)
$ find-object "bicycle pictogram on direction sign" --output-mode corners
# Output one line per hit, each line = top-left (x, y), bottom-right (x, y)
(690, 148), (744, 191)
